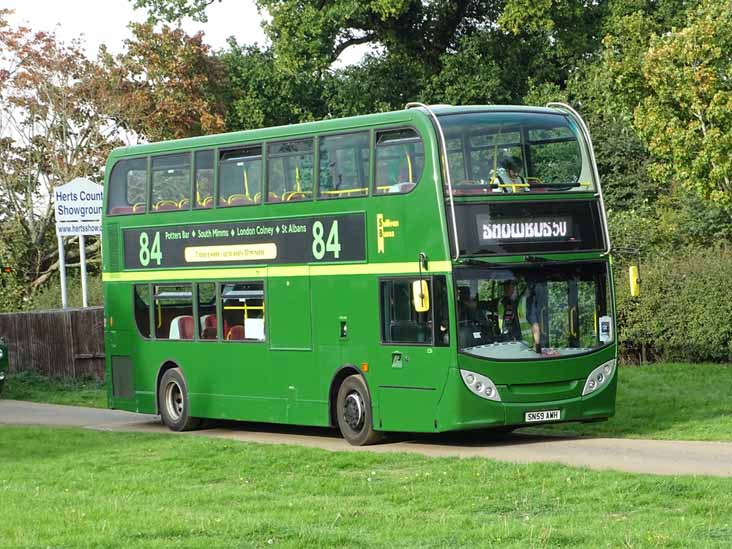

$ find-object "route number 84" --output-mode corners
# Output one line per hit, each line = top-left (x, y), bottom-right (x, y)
(312, 220), (341, 260)
(139, 231), (162, 267)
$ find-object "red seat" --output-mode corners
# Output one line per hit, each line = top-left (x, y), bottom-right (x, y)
(110, 206), (134, 215)
(200, 314), (228, 339)
(169, 315), (194, 340)
(226, 325), (245, 340)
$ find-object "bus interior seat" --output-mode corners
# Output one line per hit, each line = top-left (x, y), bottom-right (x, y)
(227, 194), (254, 206)
(169, 315), (195, 340)
(155, 200), (180, 211)
(110, 206), (134, 215)
(200, 314), (228, 339)
(226, 325), (246, 340)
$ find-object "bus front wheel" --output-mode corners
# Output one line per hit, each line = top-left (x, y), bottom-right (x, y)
(159, 367), (201, 432)
(336, 375), (382, 446)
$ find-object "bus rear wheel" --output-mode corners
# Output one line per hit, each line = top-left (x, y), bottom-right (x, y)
(159, 368), (201, 432)
(336, 375), (382, 446)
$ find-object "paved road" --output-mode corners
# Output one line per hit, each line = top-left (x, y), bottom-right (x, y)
(2, 399), (731, 477)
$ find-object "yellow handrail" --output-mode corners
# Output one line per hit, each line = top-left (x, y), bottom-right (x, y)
(243, 169), (251, 199)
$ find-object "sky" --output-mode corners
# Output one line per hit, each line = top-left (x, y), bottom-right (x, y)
(4, 0), (366, 65)
(5, 0), (267, 54)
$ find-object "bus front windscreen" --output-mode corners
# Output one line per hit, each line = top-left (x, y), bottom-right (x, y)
(455, 262), (613, 360)
(439, 111), (594, 195)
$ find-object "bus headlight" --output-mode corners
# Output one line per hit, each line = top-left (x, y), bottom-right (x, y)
(582, 359), (616, 396)
(460, 369), (501, 402)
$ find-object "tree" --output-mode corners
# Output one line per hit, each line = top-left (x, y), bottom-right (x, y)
(222, 42), (326, 131)
(635, 0), (732, 212)
(99, 23), (227, 141)
(0, 10), (118, 305)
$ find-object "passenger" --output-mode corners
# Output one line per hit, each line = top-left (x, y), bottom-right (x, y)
(526, 282), (547, 353)
(457, 286), (479, 323)
(500, 157), (526, 192)
(500, 281), (522, 341)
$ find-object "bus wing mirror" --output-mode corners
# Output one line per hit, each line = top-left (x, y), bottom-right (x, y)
(629, 265), (640, 297)
(412, 280), (430, 312)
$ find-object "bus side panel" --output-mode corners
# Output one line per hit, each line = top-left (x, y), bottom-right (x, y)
(267, 275), (324, 425)
(311, 274), (378, 427)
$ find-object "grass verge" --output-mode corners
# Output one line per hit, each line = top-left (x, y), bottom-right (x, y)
(1, 425), (731, 548)
(0, 371), (105, 408)
(523, 363), (732, 442)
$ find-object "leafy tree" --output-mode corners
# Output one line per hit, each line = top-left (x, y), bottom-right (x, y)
(635, 0), (732, 212)
(99, 23), (227, 141)
(222, 42), (326, 130)
(132, 0), (222, 22)
(0, 10), (116, 306)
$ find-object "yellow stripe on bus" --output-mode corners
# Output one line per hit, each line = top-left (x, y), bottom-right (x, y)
(102, 261), (453, 283)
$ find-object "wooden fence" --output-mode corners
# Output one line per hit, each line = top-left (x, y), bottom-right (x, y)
(0, 307), (105, 379)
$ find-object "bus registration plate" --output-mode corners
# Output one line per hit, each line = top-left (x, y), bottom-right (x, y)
(524, 410), (561, 423)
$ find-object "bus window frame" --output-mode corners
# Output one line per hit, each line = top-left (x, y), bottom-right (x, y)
(315, 129), (372, 201)
(106, 156), (150, 216)
(372, 124), (426, 198)
(149, 151), (194, 214)
(378, 275), (437, 347)
(218, 280), (267, 343)
(133, 283), (152, 340)
(150, 281), (196, 341)
(193, 149), (215, 211)
(265, 137), (316, 204)
(217, 144), (265, 209)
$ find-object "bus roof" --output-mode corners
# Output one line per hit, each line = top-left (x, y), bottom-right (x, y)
(109, 104), (567, 160)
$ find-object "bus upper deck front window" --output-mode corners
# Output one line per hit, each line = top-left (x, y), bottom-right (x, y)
(439, 112), (595, 195)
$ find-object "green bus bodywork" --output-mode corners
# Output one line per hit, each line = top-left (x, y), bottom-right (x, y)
(102, 105), (617, 441)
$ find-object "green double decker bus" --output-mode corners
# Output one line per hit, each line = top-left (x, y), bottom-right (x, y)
(102, 103), (617, 445)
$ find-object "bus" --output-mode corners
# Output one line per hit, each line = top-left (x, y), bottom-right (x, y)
(102, 103), (617, 445)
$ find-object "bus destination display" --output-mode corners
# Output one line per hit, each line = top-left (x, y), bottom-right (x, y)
(123, 213), (365, 269)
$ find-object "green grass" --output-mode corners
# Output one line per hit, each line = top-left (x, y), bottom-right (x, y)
(0, 371), (106, 408)
(523, 363), (732, 442)
(0, 426), (730, 548)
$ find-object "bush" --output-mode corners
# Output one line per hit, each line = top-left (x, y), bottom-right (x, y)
(616, 248), (732, 363)
(29, 274), (103, 311)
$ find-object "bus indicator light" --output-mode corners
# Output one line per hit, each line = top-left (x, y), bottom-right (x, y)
(360, 363), (369, 372)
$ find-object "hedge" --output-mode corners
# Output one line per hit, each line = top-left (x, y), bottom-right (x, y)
(616, 248), (732, 363)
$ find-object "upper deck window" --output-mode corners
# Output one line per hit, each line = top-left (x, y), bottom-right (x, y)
(318, 132), (370, 199)
(194, 150), (214, 209)
(267, 139), (314, 203)
(374, 128), (424, 195)
(439, 112), (593, 196)
(151, 153), (191, 212)
(219, 145), (262, 207)
(107, 157), (147, 215)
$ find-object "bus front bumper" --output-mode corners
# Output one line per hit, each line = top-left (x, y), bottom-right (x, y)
(435, 367), (617, 432)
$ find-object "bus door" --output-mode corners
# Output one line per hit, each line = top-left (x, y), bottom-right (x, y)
(375, 275), (451, 432)
(267, 274), (316, 422)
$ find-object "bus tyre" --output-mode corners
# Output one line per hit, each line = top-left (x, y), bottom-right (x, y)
(159, 368), (201, 432)
(336, 375), (382, 446)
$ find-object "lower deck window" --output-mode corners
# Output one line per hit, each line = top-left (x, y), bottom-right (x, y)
(221, 281), (265, 341)
(154, 284), (194, 339)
